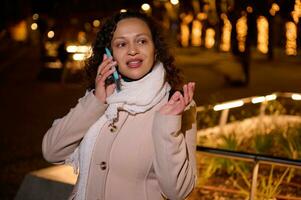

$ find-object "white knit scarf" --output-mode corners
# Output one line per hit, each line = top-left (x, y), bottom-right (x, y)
(66, 62), (171, 200)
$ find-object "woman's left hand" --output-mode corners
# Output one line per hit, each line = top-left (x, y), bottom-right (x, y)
(159, 82), (195, 115)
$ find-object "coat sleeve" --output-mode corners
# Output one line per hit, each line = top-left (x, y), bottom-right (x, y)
(152, 100), (197, 200)
(42, 91), (108, 164)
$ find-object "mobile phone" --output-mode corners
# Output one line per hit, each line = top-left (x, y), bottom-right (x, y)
(104, 47), (121, 92)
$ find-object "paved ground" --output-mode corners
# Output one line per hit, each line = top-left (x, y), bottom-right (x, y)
(0, 40), (300, 199)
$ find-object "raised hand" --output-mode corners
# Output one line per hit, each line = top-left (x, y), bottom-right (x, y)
(94, 54), (118, 103)
(159, 82), (195, 115)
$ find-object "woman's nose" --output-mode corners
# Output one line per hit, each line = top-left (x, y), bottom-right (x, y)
(128, 45), (138, 56)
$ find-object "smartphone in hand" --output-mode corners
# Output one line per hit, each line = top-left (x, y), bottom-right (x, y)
(105, 47), (121, 92)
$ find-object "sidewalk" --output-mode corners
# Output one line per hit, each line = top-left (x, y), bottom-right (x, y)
(174, 47), (301, 105)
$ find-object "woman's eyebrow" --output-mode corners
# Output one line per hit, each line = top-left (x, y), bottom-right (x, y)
(113, 33), (151, 41)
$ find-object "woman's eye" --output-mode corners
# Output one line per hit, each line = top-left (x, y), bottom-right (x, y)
(138, 39), (147, 44)
(116, 42), (126, 48)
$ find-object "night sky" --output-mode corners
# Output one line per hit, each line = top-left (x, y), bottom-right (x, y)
(1, 0), (151, 28)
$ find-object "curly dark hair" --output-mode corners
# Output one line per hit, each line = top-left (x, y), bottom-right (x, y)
(84, 10), (182, 91)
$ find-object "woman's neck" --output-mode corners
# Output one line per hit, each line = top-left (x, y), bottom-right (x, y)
(121, 67), (154, 82)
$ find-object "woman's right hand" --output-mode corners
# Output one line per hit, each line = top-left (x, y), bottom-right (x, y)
(94, 54), (117, 103)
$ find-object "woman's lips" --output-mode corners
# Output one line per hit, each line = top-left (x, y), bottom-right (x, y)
(127, 59), (143, 68)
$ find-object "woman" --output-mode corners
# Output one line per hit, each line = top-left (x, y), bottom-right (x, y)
(42, 11), (197, 200)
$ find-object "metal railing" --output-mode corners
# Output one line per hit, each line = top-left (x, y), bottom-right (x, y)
(197, 146), (301, 200)
(196, 92), (301, 199)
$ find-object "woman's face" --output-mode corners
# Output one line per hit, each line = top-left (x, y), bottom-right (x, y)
(111, 18), (155, 80)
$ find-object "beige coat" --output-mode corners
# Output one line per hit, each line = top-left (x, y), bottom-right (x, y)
(42, 91), (197, 200)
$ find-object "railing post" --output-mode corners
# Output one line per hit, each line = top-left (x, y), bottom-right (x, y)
(219, 109), (229, 133)
(250, 161), (260, 200)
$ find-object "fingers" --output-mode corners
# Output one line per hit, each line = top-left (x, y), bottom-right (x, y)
(96, 54), (116, 78)
(180, 82), (195, 106)
(169, 91), (185, 107)
(183, 84), (189, 105)
(187, 82), (195, 102)
(106, 83), (116, 95)
(96, 54), (117, 84)
(97, 67), (116, 85)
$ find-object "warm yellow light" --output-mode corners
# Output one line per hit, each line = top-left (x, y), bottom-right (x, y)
(191, 20), (202, 46)
(251, 94), (277, 104)
(285, 22), (297, 56)
(180, 24), (189, 47)
(77, 45), (89, 53)
(213, 100), (244, 111)
(205, 28), (215, 49)
(93, 19), (100, 27)
(45, 61), (62, 69)
(78, 31), (87, 44)
(67, 45), (77, 53)
(9, 20), (28, 42)
(180, 13), (194, 47)
(265, 94), (277, 101)
(170, 0), (179, 5)
(197, 13), (207, 20)
(247, 6), (253, 13)
(120, 9), (127, 13)
(291, 0), (301, 23)
(270, 3), (280, 16)
(141, 3), (151, 11)
(73, 53), (85, 61)
(292, 94), (301, 100)
(220, 14), (232, 52)
(44, 42), (58, 57)
(47, 31), (55, 39)
(66, 45), (90, 53)
(251, 96), (266, 104)
(31, 23), (38, 30)
(257, 16), (269, 54)
(236, 16), (247, 52)
(32, 13), (39, 20)
(272, 3), (280, 11)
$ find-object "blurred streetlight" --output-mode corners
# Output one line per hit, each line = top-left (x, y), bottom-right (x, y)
(73, 53), (85, 61)
(269, 3), (280, 16)
(47, 31), (55, 39)
(141, 3), (151, 12)
(292, 94), (301, 100)
(31, 23), (38, 30)
(191, 20), (202, 46)
(285, 22), (297, 55)
(170, 0), (179, 6)
(246, 6), (253, 13)
(220, 14), (231, 52)
(93, 20), (100, 28)
(120, 9), (127, 13)
(236, 15), (247, 52)
(205, 28), (215, 48)
(257, 16), (269, 54)
(32, 13), (39, 20)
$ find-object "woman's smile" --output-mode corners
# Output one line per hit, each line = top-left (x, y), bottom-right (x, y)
(126, 58), (143, 68)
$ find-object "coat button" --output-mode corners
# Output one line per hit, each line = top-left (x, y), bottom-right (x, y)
(100, 161), (107, 170)
(110, 125), (117, 133)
